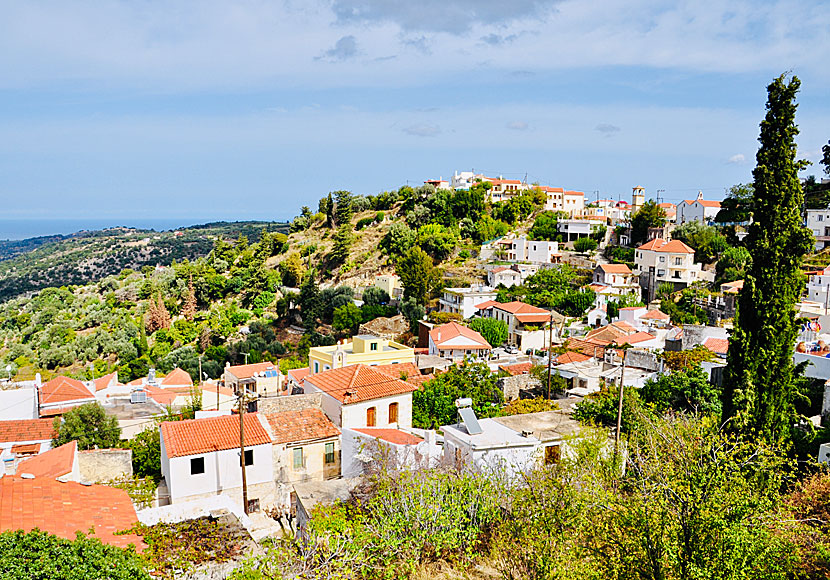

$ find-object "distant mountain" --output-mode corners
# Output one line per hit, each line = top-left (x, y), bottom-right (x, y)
(0, 221), (289, 302)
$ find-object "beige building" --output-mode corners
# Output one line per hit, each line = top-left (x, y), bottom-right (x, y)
(265, 408), (341, 483)
(308, 335), (414, 376)
(224, 362), (284, 396)
(373, 274), (402, 299)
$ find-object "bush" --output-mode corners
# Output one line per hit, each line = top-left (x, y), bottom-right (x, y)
(468, 317), (508, 347)
(573, 237), (598, 253)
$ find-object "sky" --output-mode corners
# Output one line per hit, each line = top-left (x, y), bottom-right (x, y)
(0, 0), (828, 224)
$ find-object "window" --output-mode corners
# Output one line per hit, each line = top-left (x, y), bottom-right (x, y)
(389, 402), (399, 424)
(658, 269), (665, 277)
(367, 407), (376, 427)
(820, 215), (824, 222)
(659, 256), (665, 262)
(325, 442), (335, 464)
(247, 498), (260, 513)
(313, 361), (319, 373)
(244, 449), (254, 466)
(190, 457), (205, 475)
(674, 257), (682, 265)
(370, 342), (378, 351)
(293, 447), (303, 469)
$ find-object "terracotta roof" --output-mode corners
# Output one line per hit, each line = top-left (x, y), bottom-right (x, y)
(39, 406), (83, 418)
(0, 419), (56, 443)
(304, 365), (417, 405)
(657, 203), (676, 209)
(161, 413), (272, 458)
(128, 378), (144, 386)
(160, 367), (193, 386)
(656, 240), (695, 254)
(539, 186), (564, 193)
(16, 441), (76, 479)
(564, 337), (607, 358)
(488, 301), (549, 316)
(11, 443), (40, 455)
(641, 309), (670, 320)
(143, 384), (177, 406)
(598, 263), (632, 274)
(722, 280), (744, 293)
(225, 362), (280, 380)
(93, 372), (118, 391)
(475, 300), (500, 310)
(352, 428), (423, 445)
(586, 323), (635, 344)
(39, 377), (95, 406)
(636, 238), (666, 251)
(374, 362), (432, 386)
(588, 283), (610, 292)
(429, 322), (492, 350)
(565, 190), (584, 196)
(499, 362), (533, 376)
(556, 351), (591, 364)
(620, 332), (656, 345)
(287, 367), (311, 384)
(0, 477), (145, 550)
(266, 408), (340, 445)
(703, 337), (729, 355)
(698, 200), (721, 208)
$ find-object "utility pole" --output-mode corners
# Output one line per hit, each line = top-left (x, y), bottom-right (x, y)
(243, 352), (249, 366)
(238, 390), (249, 514)
(198, 356), (202, 387)
(547, 310), (554, 399)
(656, 189), (665, 205)
(614, 346), (628, 461)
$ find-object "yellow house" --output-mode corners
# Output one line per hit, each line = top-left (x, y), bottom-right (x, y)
(308, 335), (415, 375)
(373, 274), (402, 299)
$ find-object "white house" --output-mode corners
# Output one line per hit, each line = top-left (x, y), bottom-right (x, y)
(38, 376), (97, 418)
(0, 387), (38, 421)
(224, 362), (284, 396)
(807, 209), (830, 251)
(634, 238), (702, 298)
(428, 322), (492, 360)
(807, 268), (830, 306)
(676, 192), (721, 225)
(442, 413), (541, 481)
(451, 170), (484, 190)
(160, 413), (277, 513)
(302, 364), (416, 430)
(557, 219), (603, 242)
(475, 300), (560, 352)
(340, 427), (442, 478)
(504, 237), (561, 263)
(593, 264), (638, 297)
(0, 418), (55, 472)
(439, 286), (498, 319)
(487, 266), (523, 288)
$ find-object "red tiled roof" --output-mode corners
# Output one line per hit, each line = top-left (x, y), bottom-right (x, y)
(0, 477), (145, 550)
(475, 300), (500, 310)
(305, 365), (417, 405)
(225, 362), (280, 380)
(143, 384), (177, 406)
(488, 301), (549, 316)
(161, 413), (272, 458)
(266, 408), (339, 445)
(499, 362), (533, 376)
(703, 337), (729, 355)
(621, 332), (656, 345)
(39, 406), (83, 418)
(598, 263), (632, 274)
(657, 202), (676, 209)
(657, 240), (695, 254)
(352, 428), (423, 445)
(93, 372), (118, 391)
(589, 283), (610, 292)
(698, 200), (721, 208)
(0, 419), (56, 443)
(374, 362), (432, 386)
(160, 367), (193, 386)
(564, 338), (607, 358)
(565, 190), (584, 196)
(11, 443), (40, 455)
(641, 309), (670, 320)
(16, 441), (76, 479)
(556, 351), (591, 364)
(636, 238), (665, 251)
(287, 367), (311, 384)
(39, 377), (95, 405)
(429, 322), (492, 350)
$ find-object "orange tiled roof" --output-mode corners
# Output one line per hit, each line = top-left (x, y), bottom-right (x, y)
(161, 413), (271, 458)
(11, 443), (40, 454)
(93, 372), (117, 391)
(657, 240), (695, 254)
(556, 351), (591, 364)
(16, 441), (76, 479)
(288, 367), (311, 384)
(598, 263), (632, 274)
(475, 299), (500, 310)
(352, 428), (423, 445)
(266, 408), (339, 445)
(0, 477), (145, 550)
(225, 362), (280, 380)
(641, 309), (670, 320)
(0, 419), (56, 443)
(703, 337), (729, 355)
(160, 367), (193, 386)
(429, 322), (492, 350)
(374, 362), (432, 386)
(698, 200), (721, 208)
(39, 405), (84, 418)
(488, 301), (549, 316)
(620, 332), (656, 345)
(39, 377), (95, 405)
(636, 238), (665, 251)
(499, 362), (533, 376)
(143, 384), (177, 406)
(565, 190), (584, 196)
(305, 364), (417, 405)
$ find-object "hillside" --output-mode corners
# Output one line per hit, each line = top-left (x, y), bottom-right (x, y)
(0, 221), (289, 302)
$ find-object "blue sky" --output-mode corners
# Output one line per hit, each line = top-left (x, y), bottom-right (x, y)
(0, 0), (828, 223)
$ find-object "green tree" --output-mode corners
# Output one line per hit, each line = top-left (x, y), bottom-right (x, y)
(672, 221), (729, 263)
(129, 425), (162, 479)
(381, 222), (417, 259)
(329, 225), (353, 265)
(413, 362), (503, 429)
(573, 237), (598, 253)
(416, 224), (457, 262)
(399, 297), (426, 333)
(333, 190), (354, 227)
(716, 245), (752, 283)
(52, 402), (121, 450)
(396, 247), (441, 305)
(362, 286), (390, 306)
(723, 74), (815, 444)
(332, 303), (362, 333)
(641, 365), (722, 416)
(299, 271), (322, 330)
(279, 252), (305, 287)
(630, 200), (666, 246)
(557, 290), (596, 316)
(715, 183), (755, 223)
(0, 530), (149, 580)
(474, 215), (509, 243)
(528, 211), (564, 241)
(520, 265), (577, 308)
(468, 317), (508, 347)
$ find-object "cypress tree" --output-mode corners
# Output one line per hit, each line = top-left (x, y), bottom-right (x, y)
(722, 74), (814, 444)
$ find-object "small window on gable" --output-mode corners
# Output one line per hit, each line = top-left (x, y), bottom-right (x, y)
(293, 447), (303, 469)
(325, 442), (335, 464)
(314, 361), (319, 373)
(244, 449), (254, 466)
(370, 342), (378, 351)
(190, 457), (205, 475)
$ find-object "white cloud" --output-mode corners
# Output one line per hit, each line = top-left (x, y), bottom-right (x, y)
(727, 153), (746, 164)
(507, 121), (529, 131)
(317, 35), (359, 61)
(595, 123), (621, 136)
(402, 124), (442, 137)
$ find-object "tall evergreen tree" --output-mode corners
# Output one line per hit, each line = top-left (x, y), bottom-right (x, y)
(722, 74), (814, 444)
(182, 274), (197, 321)
(299, 270), (322, 331)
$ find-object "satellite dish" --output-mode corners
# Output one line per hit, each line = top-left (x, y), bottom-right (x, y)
(5, 365), (10, 372)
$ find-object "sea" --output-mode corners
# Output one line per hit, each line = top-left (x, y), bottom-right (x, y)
(0, 218), (217, 241)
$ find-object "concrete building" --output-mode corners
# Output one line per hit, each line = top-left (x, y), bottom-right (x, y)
(807, 209), (830, 251)
(557, 219), (603, 242)
(475, 300), (562, 352)
(265, 408), (341, 484)
(493, 410), (583, 466)
(428, 321), (492, 360)
(807, 268), (830, 306)
(487, 265), (524, 288)
(634, 238), (702, 300)
(593, 263), (638, 297)
(340, 427), (441, 478)
(0, 418), (55, 473)
(676, 192), (721, 225)
(504, 236), (560, 263)
(38, 376), (97, 418)
(224, 362), (284, 396)
(160, 413), (276, 513)
(439, 286), (498, 319)
(302, 364), (416, 430)
(308, 335), (415, 375)
(373, 274), (403, 300)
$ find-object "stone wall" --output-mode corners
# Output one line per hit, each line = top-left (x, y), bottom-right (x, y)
(257, 392), (323, 415)
(625, 349), (661, 372)
(497, 374), (541, 401)
(78, 448), (133, 482)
